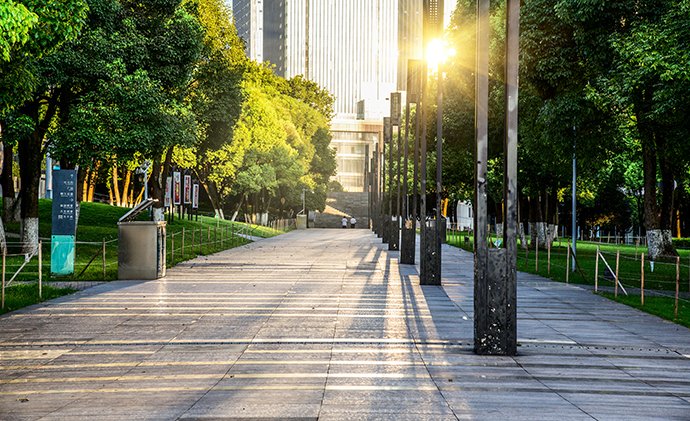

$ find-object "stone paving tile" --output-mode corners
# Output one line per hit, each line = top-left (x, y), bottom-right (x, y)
(1, 229), (690, 419)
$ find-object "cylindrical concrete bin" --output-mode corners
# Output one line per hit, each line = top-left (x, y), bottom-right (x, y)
(118, 221), (166, 280)
(296, 214), (307, 230)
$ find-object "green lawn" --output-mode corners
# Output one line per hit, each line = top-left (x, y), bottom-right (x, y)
(1, 284), (77, 316)
(601, 293), (690, 329)
(1, 199), (289, 314)
(446, 231), (690, 328)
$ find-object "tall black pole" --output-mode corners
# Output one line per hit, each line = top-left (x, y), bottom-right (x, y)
(421, 0), (443, 285)
(419, 66), (429, 283)
(400, 97), (415, 264)
(413, 88), (420, 232)
(474, 0), (519, 356)
(382, 117), (389, 243)
(389, 93), (402, 251)
(402, 60), (421, 265)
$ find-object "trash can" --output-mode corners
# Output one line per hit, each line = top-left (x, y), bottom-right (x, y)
(118, 199), (166, 280)
(296, 214), (307, 230)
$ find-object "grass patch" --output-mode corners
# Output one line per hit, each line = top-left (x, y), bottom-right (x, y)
(600, 293), (690, 329)
(446, 231), (690, 328)
(446, 232), (690, 293)
(1, 283), (77, 316)
(1, 199), (288, 284)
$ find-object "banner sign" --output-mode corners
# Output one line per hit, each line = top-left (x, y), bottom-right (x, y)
(173, 171), (181, 205)
(164, 176), (172, 207)
(192, 184), (199, 209)
(184, 174), (192, 204)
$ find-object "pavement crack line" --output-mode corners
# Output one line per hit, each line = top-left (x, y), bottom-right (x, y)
(316, 264), (343, 420)
(512, 358), (597, 419)
(174, 276), (294, 420)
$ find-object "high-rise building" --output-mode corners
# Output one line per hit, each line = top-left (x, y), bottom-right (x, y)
(263, 1), (287, 75)
(230, 1), (455, 192)
(232, 0), (263, 62)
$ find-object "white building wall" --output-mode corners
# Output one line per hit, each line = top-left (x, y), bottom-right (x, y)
(285, 0), (398, 119)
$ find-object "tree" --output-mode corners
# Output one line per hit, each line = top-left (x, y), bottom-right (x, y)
(0, 0), (88, 252)
(2, 0), (201, 252)
(554, 0), (690, 258)
(0, 1), (38, 62)
(186, 0), (246, 219)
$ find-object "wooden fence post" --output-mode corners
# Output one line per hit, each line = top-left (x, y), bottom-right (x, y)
(675, 256), (680, 319)
(640, 253), (645, 306)
(614, 250), (620, 298)
(566, 241), (571, 284)
(182, 228), (185, 260)
(38, 241), (42, 299)
(594, 246), (600, 293)
(191, 228), (195, 257)
(199, 228), (203, 254)
(102, 239), (107, 279)
(171, 231), (175, 265)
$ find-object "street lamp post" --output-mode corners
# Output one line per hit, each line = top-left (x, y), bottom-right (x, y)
(571, 126), (577, 271)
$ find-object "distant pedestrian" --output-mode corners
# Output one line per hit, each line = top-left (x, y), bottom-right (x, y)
(350, 217), (357, 228)
(341, 217), (348, 228)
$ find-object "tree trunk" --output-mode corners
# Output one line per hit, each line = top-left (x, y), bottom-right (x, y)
(638, 105), (676, 259)
(231, 195), (243, 222)
(80, 167), (89, 202)
(112, 166), (122, 206)
(122, 170), (132, 207)
(197, 174), (222, 217)
(2, 141), (20, 224)
(86, 161), (99, 202)
(18, 130), (43, 254)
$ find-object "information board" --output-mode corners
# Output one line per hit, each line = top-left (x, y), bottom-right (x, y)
(51, 170), (77, 236)
(51, 170), (77, 275)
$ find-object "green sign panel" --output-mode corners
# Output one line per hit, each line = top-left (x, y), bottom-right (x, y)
(51, 235), (75, 275)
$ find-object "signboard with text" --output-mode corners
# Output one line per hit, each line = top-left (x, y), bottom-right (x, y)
(51, 170), (77, 275)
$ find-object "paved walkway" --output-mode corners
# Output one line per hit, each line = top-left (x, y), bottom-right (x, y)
(1, 229), (689, 420)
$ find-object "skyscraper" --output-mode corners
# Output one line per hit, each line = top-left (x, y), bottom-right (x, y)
(230, 1), (457, 192)
(232, 0), (263, 62)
